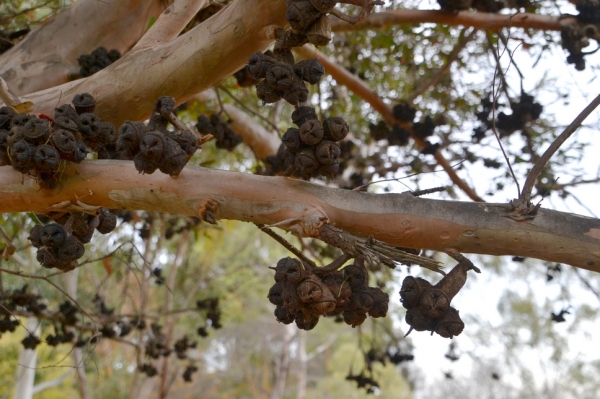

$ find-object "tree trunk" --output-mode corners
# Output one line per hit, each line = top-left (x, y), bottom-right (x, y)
(13, 318), (39, 399)
(0, 161), (598, 271)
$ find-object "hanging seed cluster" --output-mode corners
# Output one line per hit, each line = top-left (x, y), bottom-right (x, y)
(576, 0), (600, 24)
(268, 257), (389, 331)
(196, 114), (243, 151)
(561, 24), (599, 71)
(78, 47), (121, 77)
(495, 93), (543, 136)
(0, 93), (114, 188)
(399, 257), (480, 339)
(116, 96), (202, 176)
(472, 96), (496, 142)
(28, 209), (117, 271)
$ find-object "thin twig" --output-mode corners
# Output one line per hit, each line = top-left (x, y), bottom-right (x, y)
(519, 93), (600, 205)
(255, 223), (317, 268)
(218, 85), (280, 133)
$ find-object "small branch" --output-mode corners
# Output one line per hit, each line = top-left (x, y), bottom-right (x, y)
(294, 46), (484, 202)
(515, 93), (600, 212)
(132, 0), (210, 51)
(0, 77), (21, 107)
(255, 223), (317, 268)
(407, 28), (476, 104)
(32, 370), (74, 394)
(0, 227), (16, 261)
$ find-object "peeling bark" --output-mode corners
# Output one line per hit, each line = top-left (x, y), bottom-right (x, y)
(0, 161), (599, 271)
(0, 0), (169, 96)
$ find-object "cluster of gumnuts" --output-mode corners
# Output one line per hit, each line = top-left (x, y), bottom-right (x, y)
(196, 113), (243, 151)
(561, 24), (599, 71)
(576, 0), (600, 24)
(0, 28), (29, 55)
(116, 96), (201, 176)
(0, 285), (45, 338)
(472, 96), (497, 142)
(196, 297), (222, 333)
(268, 257), (389, 331)
(369, 102), (440, 154)
(364, 346), (414, 367)
(28, 209), (116, 271)
(495, 93), (543, 136)
(399, 256), (480, 339)
(77, 47), (121, 77)
(346, 372), (380, 394)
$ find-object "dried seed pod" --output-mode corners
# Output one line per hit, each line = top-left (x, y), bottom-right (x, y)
(246, 52), (278, 79)
(167, 130), (198, 155)
(51, 129), (77, 155)
(268, 282), (285, 306)
(266, 64), (296, 91)
(281, 286), (302, 310)
(309, 298), (336, 315)
(292, 106), (318, 127)
(323, 117), (349, 141)
(283, 82), (308, 105)
(40, 224), (67, 248)
(73, 140), (88, 163)
(306, 14), (332, 46)
(159, 137), (187, 176)
(282, 128), (302, 152)
(274, 306), (295, 324)
(37, 248), (59, 268)
(317, 161), (339, 178)
(58, 236), (85, 262)
(72, 93), (96, 114)
(134, 153), (159, 174)
(273, 47), (295, 66)
(54, 104), (79, 122)
(399, 276), (433, 309)
(22, 118), (50, 145)
(117, 121), (147, 158)
(54, 116), (79, 135)
(283, 257), (311, 284)
(97, 122), (116, 146)
(0, 106), (15, 129)
(295, 312), (319, 330)
(343, 309), (367, 327)
(9, 140), (34, 173)
(405, 307), (435, 332)
(10, 114), (34, 129)
(368, 287), (389, 318)
(234, 67), (262, 87)
(148, 96), (175, 133)
(299, 119), (324, 145)
(434, 307), (464, 339)
(418, 289), (450, 319)
(343, 264), (368, 290)
(295, 148), (319, 176)
(315, 140), (340, 165)
(28, 225), (44, 248)
(0, 130), (11, 166)
(34, 145), (60, 171)
(97, 210), (117, 234)
(139, 131), (166, 160)
(309, 0), (337, 13)
(274, 28), (309, 48)
(274, 257), (300, 282)
(350, 289), (374, 312)
(321, 272), (352, 309)
(297, 275), (329, 303)
(294, 59), (325, 84)
(286, 1), (321, 32)
(77, 113), (101, 141)
(256, 80), (283, 104)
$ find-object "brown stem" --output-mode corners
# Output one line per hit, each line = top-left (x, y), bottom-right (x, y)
(255, 223), (318, 269)
(294, 45), (484, 202)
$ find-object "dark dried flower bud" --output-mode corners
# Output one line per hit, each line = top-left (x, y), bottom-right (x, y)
(40, 224), (67, 248)
(268, 283), (285, 306)
(274, 306), (295, 324)
(73, 140), (88, 163)
(434, 307), (464, 339)
(284, 257), (311, 284)
(54, 116), (79, 134)
(283, 82), (309, 105)
(266, 64), (296, 91)
(159, 137), (187, 176)
(323, 117), (349, 141)
(148, 96), (175, 133)
(54, 104), (79, 122)
(0, 106), (15, 129)
(9, 140), (34, 173)
(117, 121), (147, 158)
(34, 145), (60, 171)
(282, 128), (302, 152)
(286, 1), (321, 32)
(368, 287), (389, 318)
(51, 129), (77, 156)
(273, 47), (296, 66)
(10, 114), (34, 129)
(77, 113), (101, 142)
(321, 272), (352, 309)
(343, 264), (368, 290)
(400, 276), (433, 309)
(97, 122), (116, 146)
(315, 140), (340, 165)
(22, 118), (50, 145)
(234, 67), (262, 87)
(294, 59), (325, 84)
(139, 131), (166, 161)
(256, 80), (283, 104)
(246, 52), (278, 79)
(317, 161), (339, 178)
(350, 289), (374, 312)
(134, 153), (159, 175)
(72, 93), (96, 114)
(309, 0), (338, 13)
(58, 236), (85, 262)
(295, 312), (319, 330)
(36, 248), (59, 268)
(405, 307), (435, 332)
(292, 106), (318, 127)
(297, 275), (328, 303)
(167, 130), (198, 155)
(295, 148), (319, 175)
(299, 119), (324, 145)
(97, 209), (117, 234)
(28, 225), (44, 248)
(419, 289), (450, 319)
(343, 309), (367, 327)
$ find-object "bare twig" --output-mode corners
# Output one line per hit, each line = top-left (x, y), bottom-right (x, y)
(0, 226), (16, 260)
(256, 223), (318, 268)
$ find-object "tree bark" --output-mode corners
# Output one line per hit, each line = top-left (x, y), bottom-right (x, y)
(13, 0), (288, 127)
(0, 0), (169, 96)
(330, 10), (579, 33)
(0, 161), (599, 271)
